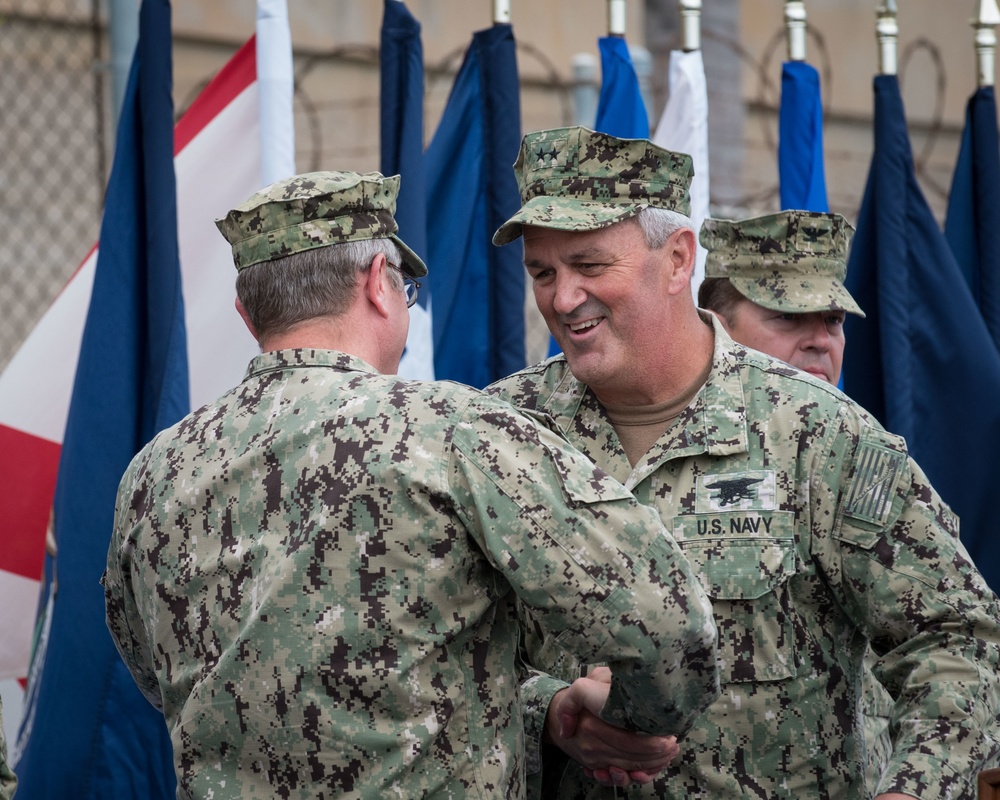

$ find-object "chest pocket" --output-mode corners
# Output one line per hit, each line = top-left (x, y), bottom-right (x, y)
(678, 515), (801, 684)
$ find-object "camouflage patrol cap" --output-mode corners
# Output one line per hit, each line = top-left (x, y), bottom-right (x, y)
(492, 126), (693, 245)
(699, 210), (864, 317)
(215, 170), (427, 277)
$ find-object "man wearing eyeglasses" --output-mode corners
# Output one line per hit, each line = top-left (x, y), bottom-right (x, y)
(102, 170), (722, 799)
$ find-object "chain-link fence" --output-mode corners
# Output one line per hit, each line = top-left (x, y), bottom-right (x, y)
(0, 5), (960, 376)
(0, 3), (106, 373)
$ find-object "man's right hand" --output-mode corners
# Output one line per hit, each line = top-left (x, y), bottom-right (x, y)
(548, 667), (679, 787)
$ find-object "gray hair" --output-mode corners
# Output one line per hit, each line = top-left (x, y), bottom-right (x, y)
(236, 238), (404, 339)
(636, 206), (693, 249)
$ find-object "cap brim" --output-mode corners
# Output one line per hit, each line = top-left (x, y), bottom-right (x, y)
(492, 196), (644, 245)
(731, 274), (865, 318)
(390, 233), (427, 278)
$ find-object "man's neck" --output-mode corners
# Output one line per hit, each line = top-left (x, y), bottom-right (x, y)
(591, 310), (714, 408)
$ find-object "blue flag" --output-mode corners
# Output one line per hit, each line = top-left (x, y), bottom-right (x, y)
(13, 0), (185, 795)
(944, 86), (1000, 353)
(778, 61), (829, 211)
(425, 23), (525, 388)
(594, 36), (649, 139)
(843, 75), (1000, 594)
(380, 0), (427, 265)
(379, 0), (434, 379)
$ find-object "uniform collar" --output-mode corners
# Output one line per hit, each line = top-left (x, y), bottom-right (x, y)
(243, 348), (378, 381)
(535, 313), (750, 485)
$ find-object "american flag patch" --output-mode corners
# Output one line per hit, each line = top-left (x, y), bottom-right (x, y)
(844, 441), (903, 525)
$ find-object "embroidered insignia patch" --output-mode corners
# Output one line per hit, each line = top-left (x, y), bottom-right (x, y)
(844, 441), (903, 525)
(696, 471), (776, 513)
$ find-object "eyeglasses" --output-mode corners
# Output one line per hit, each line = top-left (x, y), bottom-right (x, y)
(387, 263), (421, 308)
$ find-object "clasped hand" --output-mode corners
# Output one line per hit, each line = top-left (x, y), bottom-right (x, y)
(547, 666), (679, 788)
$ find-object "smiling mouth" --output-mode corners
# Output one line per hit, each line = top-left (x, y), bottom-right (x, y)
(568, 318), (602, 333)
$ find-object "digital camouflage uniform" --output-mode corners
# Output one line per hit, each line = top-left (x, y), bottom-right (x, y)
(488, 127), (1000, 799)
(103, 170), (721, 799)
(701, 210), (893, 788)
(0, 695), (15, 800)
(488, 317), (1000, 799)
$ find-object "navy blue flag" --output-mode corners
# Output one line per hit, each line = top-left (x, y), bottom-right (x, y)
(380, 0), (427, 266)
(594, 36), (649, 139)
(778, 61), (829, 211)
(424, 23), (525, 388)
(13, 0), (184, 795)
(379, 0), (434, 379)
(944, 85), (1000, 353)
(844, 75), (1000, 594)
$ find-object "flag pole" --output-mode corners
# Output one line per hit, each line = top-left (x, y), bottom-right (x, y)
(493, 0), (511, 24)
(785, 1), (807, 62)
(876, 0), (898, 76)
(608, 0), (626, 37)
(681, 0), (702, 52)
(974, 0), (1000, 87)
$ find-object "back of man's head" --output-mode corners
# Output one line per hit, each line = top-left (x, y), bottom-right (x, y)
(216, 170), (426, 339)
(698, 209), (864, 318)
(493, 126), (695, 246)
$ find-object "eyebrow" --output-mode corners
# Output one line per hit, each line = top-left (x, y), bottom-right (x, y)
(524, 245), (608, 270)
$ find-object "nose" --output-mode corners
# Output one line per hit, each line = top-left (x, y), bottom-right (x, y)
(801, 315), (832, 351)
(550, 270), (586, 315)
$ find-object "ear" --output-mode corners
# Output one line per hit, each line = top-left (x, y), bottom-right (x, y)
(235, 296), (258, 340)
(665, 227), (697, 296)
(363, 253), (394, 320)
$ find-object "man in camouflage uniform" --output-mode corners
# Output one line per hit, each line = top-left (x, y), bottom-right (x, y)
(697, 210), (863, 386)
(698, 211), (893, 788)
(102, 170), (721, 799)
(0, 697), (15, 800)
(487, 125), (1000, 799)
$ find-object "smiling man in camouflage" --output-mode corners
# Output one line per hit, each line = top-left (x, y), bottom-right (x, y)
(487, 126), (1000, 799)
(102, 170), (721, 799)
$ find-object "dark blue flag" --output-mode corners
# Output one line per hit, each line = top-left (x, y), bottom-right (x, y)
(778, 61), (829, 211)
(944, 86), (1000, 353)
(844, 75), (1000, 594)
(380, 0), (427, 264)
(379, 0), (434, 379)
(594, 36), (649, 139)
(424, 23), (525, 388)
(13, 0), (185, 795)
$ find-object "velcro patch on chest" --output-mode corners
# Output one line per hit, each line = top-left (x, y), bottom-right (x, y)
(696, 470), (776, 514)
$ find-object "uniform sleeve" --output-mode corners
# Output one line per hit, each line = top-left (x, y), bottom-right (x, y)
(102, 456), (164, 711)
(447, 394), (720, 737)
(821, 414), (1000, 797)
